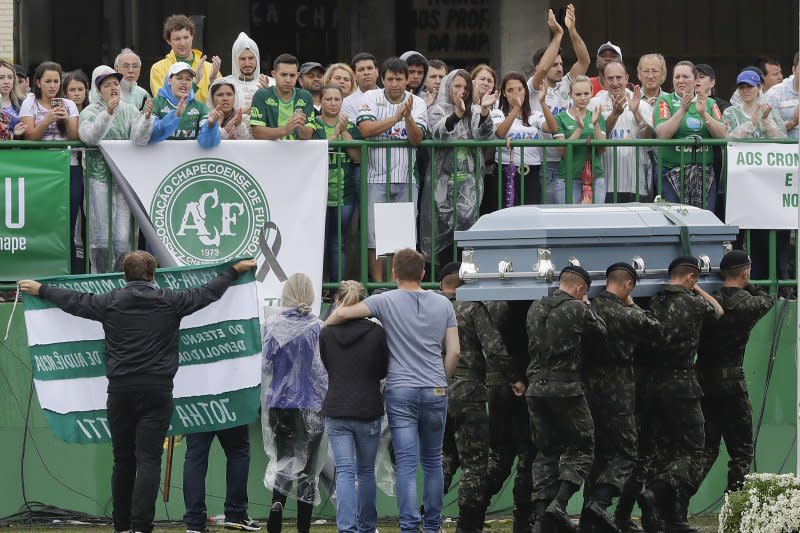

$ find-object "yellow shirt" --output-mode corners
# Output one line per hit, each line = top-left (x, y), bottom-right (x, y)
(149, 49), (219, 104)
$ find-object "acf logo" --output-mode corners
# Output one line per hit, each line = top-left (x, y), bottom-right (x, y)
(151, 158), (269, 264)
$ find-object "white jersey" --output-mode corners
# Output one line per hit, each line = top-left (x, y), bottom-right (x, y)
(588, 89), (654, 195)
(342, 88), (366, 125)
(529, 73), (572, 162)
(357, 89), (428, 184)
(490, 108), (547, 166)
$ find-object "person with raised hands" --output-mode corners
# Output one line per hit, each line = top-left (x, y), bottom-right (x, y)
(150, 62), (221, 147)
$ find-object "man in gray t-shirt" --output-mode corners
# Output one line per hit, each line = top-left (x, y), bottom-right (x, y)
(326, 248), (460, 533)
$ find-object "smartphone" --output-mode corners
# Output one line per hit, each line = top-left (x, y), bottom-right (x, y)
(51, 98), (63, 108)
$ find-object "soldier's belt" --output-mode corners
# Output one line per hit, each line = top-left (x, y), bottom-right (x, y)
(533, 371), (581, 382)
(697, 367), (745, 381)
(453, 367), (484, 380)
(647, 368), (696, 380)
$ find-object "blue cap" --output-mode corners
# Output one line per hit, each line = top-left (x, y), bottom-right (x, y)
(736, 69), (762, 87)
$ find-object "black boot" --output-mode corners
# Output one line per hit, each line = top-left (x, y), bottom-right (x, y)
(613, 482), (642, 533)
(544, 482), (579, 533)
(531, 500), (549, 533)
(514, 505), (533, 533)
(582, 485), (619, 533)
(665, 488), (698, 533)
(266, 501), (283, 533)
(456, 506), (481, 533)
(635, 490), (659, 533)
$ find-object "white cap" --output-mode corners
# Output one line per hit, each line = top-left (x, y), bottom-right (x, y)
(167, 62), (194, 78)
(596, 41), (622, 60)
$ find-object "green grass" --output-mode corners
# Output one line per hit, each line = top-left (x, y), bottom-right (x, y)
(2, 515), (720, 533)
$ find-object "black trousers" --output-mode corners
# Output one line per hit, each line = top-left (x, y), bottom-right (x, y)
(107, 388), (173, 533)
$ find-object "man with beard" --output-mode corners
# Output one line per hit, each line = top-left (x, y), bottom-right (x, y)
(227, 32), (273, 113)
(299, 61), (325, 114)
(114, 48), (150, 108)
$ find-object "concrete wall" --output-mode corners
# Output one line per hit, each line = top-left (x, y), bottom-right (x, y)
(0, 0), (14, 61)
(494, 0), (549, 76)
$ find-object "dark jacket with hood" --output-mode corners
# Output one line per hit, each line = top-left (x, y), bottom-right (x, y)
(319, 318), (389, 418)
(400, 50), (429, 97)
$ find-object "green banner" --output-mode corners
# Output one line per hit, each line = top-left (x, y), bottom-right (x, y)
(0, 150), (70, 279)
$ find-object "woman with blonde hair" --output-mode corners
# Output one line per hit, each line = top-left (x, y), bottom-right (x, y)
(320, 280), (388, 533)
(324, 63), (357, 98)
(0, 59), (24, 139)
(261, 273), (328, 533)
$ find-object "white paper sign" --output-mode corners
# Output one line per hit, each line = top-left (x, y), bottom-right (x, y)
(726, 141), (800, 230)
(374, 202), (417, 256)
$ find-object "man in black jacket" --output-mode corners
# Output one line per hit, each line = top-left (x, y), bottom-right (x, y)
(19, 251), (256, 533)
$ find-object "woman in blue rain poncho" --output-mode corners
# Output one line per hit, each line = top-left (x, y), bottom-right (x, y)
(261, 273), (328, 533)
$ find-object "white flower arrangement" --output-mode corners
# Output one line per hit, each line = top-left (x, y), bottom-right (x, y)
(719, 473), (800, 533)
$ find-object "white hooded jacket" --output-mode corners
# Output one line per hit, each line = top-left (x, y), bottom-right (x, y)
(229, 32), (273, 110)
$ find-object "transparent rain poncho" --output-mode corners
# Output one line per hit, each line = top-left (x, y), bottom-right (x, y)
(420, 70), (495, 263)
(261, 276), (329, 504)
(79, 65), (153, 272)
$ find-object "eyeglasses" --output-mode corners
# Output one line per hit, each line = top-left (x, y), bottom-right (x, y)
(120, 63), (141, 70)
(639, 69), (661, 75)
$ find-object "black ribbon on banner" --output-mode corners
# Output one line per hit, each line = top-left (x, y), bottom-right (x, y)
(256, 221), (287, 282)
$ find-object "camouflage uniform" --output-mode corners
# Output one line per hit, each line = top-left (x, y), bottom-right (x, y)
(525, 290), (606, 503)
(696, 284), (774, 491)
(583, 291), (663, 500)
(643, 285), (718, 500)
(485, 301), (536, 533)
(442, 295), (516, 533)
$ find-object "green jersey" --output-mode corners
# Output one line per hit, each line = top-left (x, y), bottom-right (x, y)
(555, 109), (606, 180)
(653, 92), (722, 167)
(313, 116), (361, 206)
(249, 86), (316, 140)
(151, 96), (208, 140)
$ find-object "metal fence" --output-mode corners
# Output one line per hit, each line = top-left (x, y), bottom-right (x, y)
(1, 138), (797, 295)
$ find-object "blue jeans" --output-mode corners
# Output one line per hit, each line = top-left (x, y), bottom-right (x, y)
(324, 203), (356, 281)
(183, 425), (251, 530)
(325, 417), (382, 533)
(385, 387), (448, 533)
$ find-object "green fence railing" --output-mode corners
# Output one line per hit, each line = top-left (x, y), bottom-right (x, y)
(0, 138), (797, 295)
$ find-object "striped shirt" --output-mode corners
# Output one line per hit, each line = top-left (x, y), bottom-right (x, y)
(342, 87), (365, 125)
(588, 90), (653, 195)
(357, 89), (428, 184)
(529, 73), (573, 162)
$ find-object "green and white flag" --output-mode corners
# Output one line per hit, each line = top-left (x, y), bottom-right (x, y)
(23, 261), (262, 444)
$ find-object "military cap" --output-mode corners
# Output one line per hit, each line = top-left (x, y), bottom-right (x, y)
(668, 255), (701, 273)
(560, 265), (592, 288)
(719, 250), (751, 271)
(606, 262), (638, 284)
(437, 261), (462, 282)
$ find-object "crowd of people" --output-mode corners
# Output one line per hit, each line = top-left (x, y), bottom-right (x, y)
(7, 6), (797, 533)
(1, 7), (797, 282)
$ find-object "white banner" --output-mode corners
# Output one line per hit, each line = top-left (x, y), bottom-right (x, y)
(726, 141), (800, 229)
(100, 140), (329, 314)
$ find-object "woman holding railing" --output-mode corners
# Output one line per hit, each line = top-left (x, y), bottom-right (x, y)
(78, 65), (153, 273)
(421, 69), (497, 269)
(313, 85), (361, 282)
(653, 61), (726, 209)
